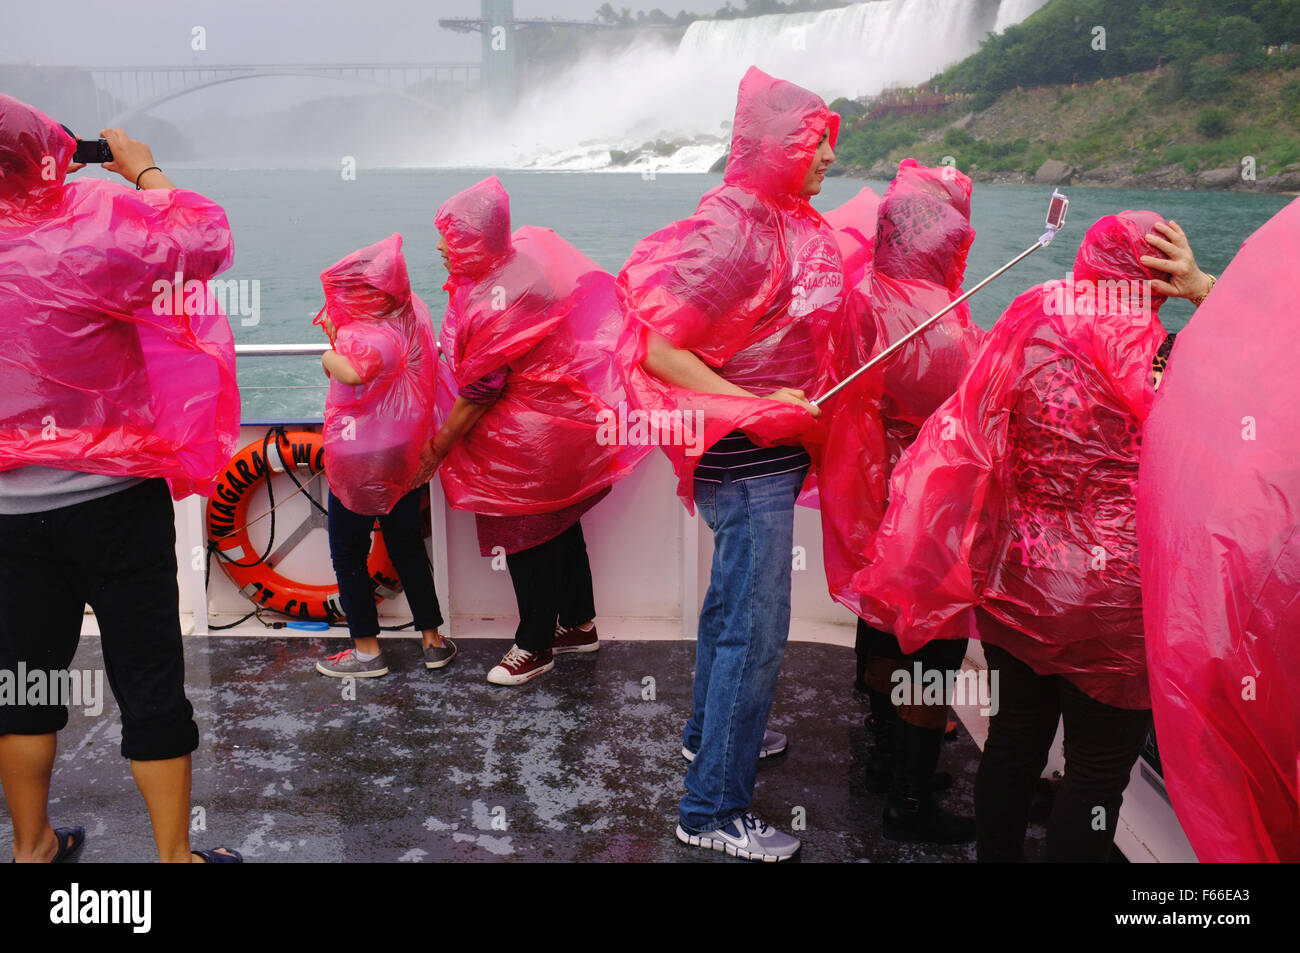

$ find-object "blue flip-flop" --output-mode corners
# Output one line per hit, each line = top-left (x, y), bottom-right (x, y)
(52, 826), (85, 862)
(10, 825), (84, 863)
(192, 847), (244, 863)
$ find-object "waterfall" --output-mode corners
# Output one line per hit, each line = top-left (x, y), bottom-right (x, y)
(678, 0), (1013, 100)
(426, 0), (1051, 171)
(993, 0), (1051, 33)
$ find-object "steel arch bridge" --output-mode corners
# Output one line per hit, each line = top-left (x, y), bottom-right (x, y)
(86, 63), (480, 126)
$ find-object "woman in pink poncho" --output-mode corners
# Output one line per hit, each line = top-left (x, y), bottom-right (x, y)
(818, 159), (983, 844)
(426, 176), (645, 687)
(0, 95), (240, 863)
(312, 234), (453, 679)
(857, 210), (1216, 862)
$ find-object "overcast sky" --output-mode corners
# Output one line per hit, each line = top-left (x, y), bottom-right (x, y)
(1, 0), (729, 65)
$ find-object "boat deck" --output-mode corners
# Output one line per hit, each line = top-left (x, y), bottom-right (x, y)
(3, 634), (1057, 863)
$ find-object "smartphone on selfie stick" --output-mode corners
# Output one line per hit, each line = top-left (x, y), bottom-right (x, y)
(813, 188), (1072, 407)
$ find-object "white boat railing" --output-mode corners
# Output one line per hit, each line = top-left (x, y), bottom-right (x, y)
(207, 343), (855, 641)
(236, 343), (330, 356)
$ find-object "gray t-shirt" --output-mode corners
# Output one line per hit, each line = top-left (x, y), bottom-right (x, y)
(0, 465), (143, 515)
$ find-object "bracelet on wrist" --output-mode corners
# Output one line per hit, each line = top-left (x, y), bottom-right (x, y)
(1191, 273), (1216, 307)
(135, 166), (163, 190)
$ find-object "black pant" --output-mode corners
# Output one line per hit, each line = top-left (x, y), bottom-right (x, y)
(328, 487), (444, 639)
(856, 619), (968, 676)
(0, 479), (198, 761)
(505, 521), (596, 653)
(976, 642), (1152, 862)
(856, 619), (968, 731)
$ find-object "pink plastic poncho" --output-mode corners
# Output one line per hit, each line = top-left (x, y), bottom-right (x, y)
(823, 185), (881, 288)
(811, 185), (886, 612)
(856, 212), (1171, 709)
(817, 161), (982, 623)
(870, 159), (983, 455)
(433, 176), (648, 517)
(0, 94), (238, 499)
(818, 184), (883, 414)
(1138, 197), (1300, 862)
(319, 233), (438, 516)
(616, 66), (843, 511)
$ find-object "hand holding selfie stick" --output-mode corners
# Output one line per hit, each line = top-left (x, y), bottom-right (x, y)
(812, 190), (1070, 407)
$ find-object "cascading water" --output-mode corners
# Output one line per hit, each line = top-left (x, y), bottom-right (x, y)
(427, 0), (1050, 172)
(993, 0), (1052, 33)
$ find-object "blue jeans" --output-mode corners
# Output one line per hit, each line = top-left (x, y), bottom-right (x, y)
(679, 466), (806, 832)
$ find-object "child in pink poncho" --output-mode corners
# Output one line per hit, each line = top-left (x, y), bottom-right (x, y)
(312, 234), (454, 679)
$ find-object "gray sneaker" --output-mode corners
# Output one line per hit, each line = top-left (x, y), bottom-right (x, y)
(315, 648), (388, 678)
(675, 812), (801, 862)
(682, 728), (788, 763)
(423, 638), (457, 670)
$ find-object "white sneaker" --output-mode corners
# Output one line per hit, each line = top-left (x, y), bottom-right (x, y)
(682, 728), (788, 763)
(675, 812), (800, 862)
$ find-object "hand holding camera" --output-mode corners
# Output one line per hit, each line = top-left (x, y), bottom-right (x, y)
(64, 125), (174, 189)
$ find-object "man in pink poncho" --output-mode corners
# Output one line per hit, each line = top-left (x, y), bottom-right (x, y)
(617, 67), (842, 862)
(857, 210), (1215, 862)
(0, 95), (240, 862)
(426, 176), (646, 686)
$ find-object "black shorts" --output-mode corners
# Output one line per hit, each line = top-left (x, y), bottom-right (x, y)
(0, 479), (199, 760)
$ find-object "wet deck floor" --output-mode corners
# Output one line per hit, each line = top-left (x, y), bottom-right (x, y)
(5, 636), (1050, 862)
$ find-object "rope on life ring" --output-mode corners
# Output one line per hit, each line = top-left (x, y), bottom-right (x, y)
(205, 429), (403, 621)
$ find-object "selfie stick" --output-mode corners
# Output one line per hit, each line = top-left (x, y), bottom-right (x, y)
(811, 190), (1070, 407)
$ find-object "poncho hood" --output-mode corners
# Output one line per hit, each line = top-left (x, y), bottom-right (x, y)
(1073, 210), (1171, 312)
(723, 66), (839, 209)
(0, 94), (73, 213)
(434, 175), (513, 281)
(874, 158), (974, 292)
(319, 232), (413, 328)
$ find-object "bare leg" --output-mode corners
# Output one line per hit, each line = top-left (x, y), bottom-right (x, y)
(131, 754), (197, 863)
(422, 628), (444, 650)
(353, 636), (381, 657)
(0, 733), (59, 862)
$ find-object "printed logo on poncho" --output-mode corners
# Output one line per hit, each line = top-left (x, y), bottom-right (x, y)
(789, 233), (843, 318)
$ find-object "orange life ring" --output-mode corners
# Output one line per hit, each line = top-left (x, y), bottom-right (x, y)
(205, 429), (402, 620)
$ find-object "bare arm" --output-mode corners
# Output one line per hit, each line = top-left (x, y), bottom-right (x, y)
(322, 350), (363, 386)
(99, 128), (176, 190)
(410, 397), (491, 486)
(644, 330), (752, 397)
(432, 397), (490, 458)
(643, 330), (820, 415)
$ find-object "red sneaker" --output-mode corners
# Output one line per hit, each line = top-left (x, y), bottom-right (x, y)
(553, 621), (600, 655)
(486, 644), (555, 685)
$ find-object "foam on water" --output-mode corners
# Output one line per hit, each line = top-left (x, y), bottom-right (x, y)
(519, 141), (729, 174)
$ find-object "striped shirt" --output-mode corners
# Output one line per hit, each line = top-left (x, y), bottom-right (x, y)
(460, 365), (508, 404)
(695, 430), (811, 484)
